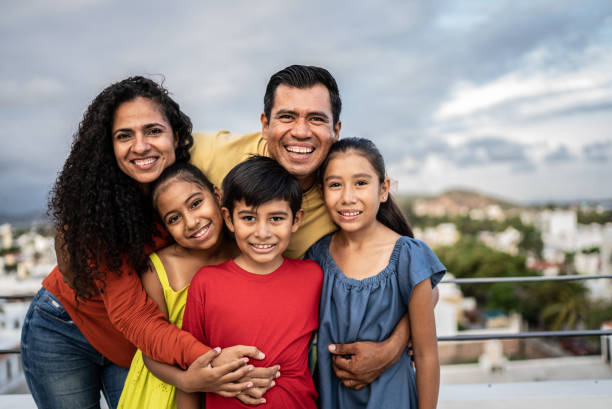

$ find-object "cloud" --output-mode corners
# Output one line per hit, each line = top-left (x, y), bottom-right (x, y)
(0, 77), (67, 106)
(544, 145), (575, 164)
(445, 137), (534, 170)
(583, 140), (612, 162)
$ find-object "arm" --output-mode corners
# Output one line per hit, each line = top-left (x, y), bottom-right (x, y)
(327, 286), (439, 389)
(140, 262), (269, 396)
(176, 388), (201, 409)
(409, 278), (439, 409)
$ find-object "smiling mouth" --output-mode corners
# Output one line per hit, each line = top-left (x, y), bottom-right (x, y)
(285, 145), (314, 154)
(339, 210), (362, 217)
(190, 224), (211, 240)
(131, 157), (158, 169)
(250, 243), (277, 252)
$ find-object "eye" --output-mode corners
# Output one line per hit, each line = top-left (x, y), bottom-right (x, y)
(278, 114), (294, 122)
(270, 216), (285, 222)
(115, 132), (131, 141)
(148, 127), (163, 135)
(356, 180), (369, 186)
(166, 214), (180, 225)
(241, 215), (256, 222)
(327, 182), (341, 189)
(190, 198), (203, 209)
(311, 116), (327, 123)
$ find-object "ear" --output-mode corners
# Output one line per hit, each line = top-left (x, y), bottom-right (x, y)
(380, 178), (390, 203)
(260, 112), (270, 140)
(332, 120), (341, 140)
(213, 186), (222, 206)
(291, 208), (304, 233)
(222, 207), (235, 233)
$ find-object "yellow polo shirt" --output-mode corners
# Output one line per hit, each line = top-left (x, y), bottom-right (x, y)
(190, 131), (337, 259)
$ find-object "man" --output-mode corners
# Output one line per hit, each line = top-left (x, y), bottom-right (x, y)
(191, 65), (412, 393)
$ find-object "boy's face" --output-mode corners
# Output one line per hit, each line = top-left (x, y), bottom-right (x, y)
(223, 199), (303, 274)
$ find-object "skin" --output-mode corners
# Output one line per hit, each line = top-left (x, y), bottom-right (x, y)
(261, 84), (341, 190)
(261, 83), (412, 389)
(178, 199), (302, 408)
(223, 199), (303, 275)
(111, 97), (178, 186)
(142, 179), (279, 403)
(322, 152), (439, 408)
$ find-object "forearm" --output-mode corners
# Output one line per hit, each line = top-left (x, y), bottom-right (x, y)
(142, 354), (194, 393)
(388, 312), (411, 349)
(176, 389), (201, 409)
(414, 353), (439, 409)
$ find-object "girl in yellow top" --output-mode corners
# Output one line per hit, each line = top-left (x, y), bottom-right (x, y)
(118, 162), (278, 408)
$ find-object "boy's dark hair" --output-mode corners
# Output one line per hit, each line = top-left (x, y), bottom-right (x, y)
(320, 137), (414, 238)
(263, 65), (342, 126)
(151, 162), (216, 211)
(222, 156), (302, 219)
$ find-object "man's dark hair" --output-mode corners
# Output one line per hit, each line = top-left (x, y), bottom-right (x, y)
(222, 156), (302, 219)
(263, 65), (342, 126)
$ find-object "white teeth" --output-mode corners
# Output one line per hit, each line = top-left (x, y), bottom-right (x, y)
(340, 211), (361, 217)
(191, 225), (209, 238)
(252, 243), (274, 249)
(286, 146), (314, 154)
(133, 158), (156, 166)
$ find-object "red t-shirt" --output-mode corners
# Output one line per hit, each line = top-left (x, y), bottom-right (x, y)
(183, 258), (322, 409)
(42, 233), (209, 368)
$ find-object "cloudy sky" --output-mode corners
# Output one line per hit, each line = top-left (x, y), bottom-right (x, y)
(1, 0), (611, 214)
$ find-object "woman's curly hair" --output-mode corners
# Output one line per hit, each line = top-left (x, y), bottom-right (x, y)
(50, 76), (193, 298)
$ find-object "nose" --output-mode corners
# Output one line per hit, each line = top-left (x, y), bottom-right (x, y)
(341, 186), (356, 204)
(132, 133), (151, 154)
(254, 220), (272, 239)
(291, 118), (311, 140)
(184, 213), (199, 231)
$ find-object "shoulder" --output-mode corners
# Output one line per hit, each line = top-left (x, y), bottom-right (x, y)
(394, 236), (446, 288)
(304, 233), (332, 263)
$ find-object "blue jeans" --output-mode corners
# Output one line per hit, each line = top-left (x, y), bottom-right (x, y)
(21, 288), (129, 409)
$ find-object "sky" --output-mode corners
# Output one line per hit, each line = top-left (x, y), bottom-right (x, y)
(1, 0), (611, 214)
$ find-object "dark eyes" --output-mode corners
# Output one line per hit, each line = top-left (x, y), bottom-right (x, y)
(190, 199), (202, 209)
(166, 215), (179, 225)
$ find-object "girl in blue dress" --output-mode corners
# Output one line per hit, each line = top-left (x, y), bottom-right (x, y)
(307, 137), (445, 409)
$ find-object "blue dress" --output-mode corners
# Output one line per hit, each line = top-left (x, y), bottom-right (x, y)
(307, 234), (446, 409)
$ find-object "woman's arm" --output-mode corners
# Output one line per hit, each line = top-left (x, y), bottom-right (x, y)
(409, 278), (439, 409)
(140, 261), (272, 396)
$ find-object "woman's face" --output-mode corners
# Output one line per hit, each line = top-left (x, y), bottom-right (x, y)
(112, 97), (178, 185)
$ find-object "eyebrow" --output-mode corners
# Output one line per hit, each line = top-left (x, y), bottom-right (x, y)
(274, 109), (330, 120)
(161, 192), (201, 220)
(112, 122), (167, 136)
(324, 173), (374, 182)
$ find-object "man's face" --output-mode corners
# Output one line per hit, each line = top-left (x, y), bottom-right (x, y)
(261, 84), (341, 190)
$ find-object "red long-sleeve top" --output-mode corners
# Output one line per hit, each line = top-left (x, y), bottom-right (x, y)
(42, 240), (209, 368)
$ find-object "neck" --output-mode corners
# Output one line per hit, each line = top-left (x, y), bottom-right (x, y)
(335, 221), (383, 249)
(298, 174), (316, 192)
(234, 255), (284, 275)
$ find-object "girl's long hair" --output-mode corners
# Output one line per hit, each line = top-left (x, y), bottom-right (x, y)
(319, 137), (414, 237)
(50, 76), (193, 298)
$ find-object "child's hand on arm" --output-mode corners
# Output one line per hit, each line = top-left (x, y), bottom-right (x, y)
(143, 348), (255, 395)
(212, 345), (280, 405)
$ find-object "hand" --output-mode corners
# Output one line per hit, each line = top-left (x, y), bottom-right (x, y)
(182, 347), (254, 396)
(235, 366), (281, 405)
(328, 338), (403, 390)
(212, 345), (265, 367)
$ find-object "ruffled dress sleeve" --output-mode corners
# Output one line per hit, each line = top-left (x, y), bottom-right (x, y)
(396, 237), (446, 305)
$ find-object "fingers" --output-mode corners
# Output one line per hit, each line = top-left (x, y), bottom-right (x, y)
(236, 392), (266, 405)
(331, 354), (353, 372)
(340, 378), (367, 390)
(328, 343), (357, 356)
(216, 362), (254, 384)
(233, 345), (266, 360)
(192, 347), (221, 367)
(216, 380), (254, 394)
(243, 385), (271, 399)
(248, 365), (281, 380)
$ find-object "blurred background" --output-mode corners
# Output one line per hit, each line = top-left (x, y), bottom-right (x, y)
(1, 1), (612, 407)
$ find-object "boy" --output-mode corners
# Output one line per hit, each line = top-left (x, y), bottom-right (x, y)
(178, 156), (322, 409)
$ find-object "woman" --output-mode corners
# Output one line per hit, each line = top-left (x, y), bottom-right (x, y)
(20, 77), (271, 409)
